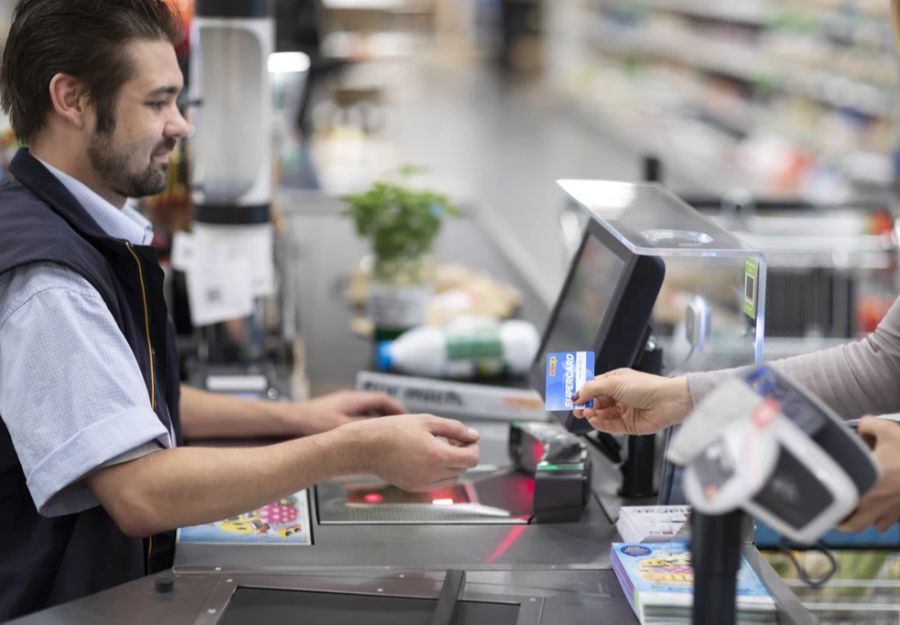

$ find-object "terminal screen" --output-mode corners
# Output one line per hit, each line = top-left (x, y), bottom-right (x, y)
(541, 234), (627, 354)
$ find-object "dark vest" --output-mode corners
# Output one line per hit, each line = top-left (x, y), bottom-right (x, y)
(0, 149), (182, 620)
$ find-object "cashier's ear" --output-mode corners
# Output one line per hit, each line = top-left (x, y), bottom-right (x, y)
(47, 73), (90, 130)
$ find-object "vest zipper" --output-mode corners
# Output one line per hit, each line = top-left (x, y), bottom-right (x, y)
(124, 241), (157, 575)
(123, 242), (157, 411)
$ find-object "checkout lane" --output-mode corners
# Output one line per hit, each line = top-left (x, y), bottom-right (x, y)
(9, 191), (813, 625)
(177, 192), (811, 620)
(177, 190), (626, 574)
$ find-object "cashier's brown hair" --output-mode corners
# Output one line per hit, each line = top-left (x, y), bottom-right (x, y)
(0, 0), (183, 144)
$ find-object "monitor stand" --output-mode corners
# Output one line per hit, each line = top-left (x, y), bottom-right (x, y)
(618, 331), (662, 499)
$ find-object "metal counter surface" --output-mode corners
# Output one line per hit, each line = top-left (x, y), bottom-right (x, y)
(9, 569), (637, 625)
(9, 453), (812, 625)
(174, 422), (619, 573)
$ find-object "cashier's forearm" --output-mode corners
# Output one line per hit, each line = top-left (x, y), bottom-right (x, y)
(87, 428), (357, 537)
(179, 384), (296, 439)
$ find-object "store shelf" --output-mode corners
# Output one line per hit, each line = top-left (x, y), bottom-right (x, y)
(546, 0), (900, 201)
(584, 24), (773, 85)
(638, 0), (770, 27)
(622, 0), (892, 34)
(555, 82), (762, 197)
(586, 6), (896, 116)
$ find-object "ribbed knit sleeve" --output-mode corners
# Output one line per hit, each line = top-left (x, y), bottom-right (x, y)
(687, 296), (900, 419)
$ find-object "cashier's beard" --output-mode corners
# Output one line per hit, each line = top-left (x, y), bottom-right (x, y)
(87, 133), (175, 199)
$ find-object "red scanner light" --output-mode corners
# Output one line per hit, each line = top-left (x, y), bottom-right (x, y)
(532, 441), (544, 464)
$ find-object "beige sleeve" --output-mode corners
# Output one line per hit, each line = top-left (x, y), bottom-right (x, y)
(687, 295), (900, 419)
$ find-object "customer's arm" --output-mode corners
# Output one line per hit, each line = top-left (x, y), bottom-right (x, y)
(179, 385), (406, 440)
(838, 416), (900, 532)
(688, 295), (900, 418)
(574, 296), (900, 434)
(86, 414), (480, 537)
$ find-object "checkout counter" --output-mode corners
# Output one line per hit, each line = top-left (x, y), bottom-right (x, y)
(9, 191), (819, 625)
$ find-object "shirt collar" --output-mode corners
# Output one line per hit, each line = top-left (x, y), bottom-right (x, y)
(33, 156), (154, 246)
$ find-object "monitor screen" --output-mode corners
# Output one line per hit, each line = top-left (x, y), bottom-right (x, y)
(539, 233), (628, 354)
(530, 220), (665, 432)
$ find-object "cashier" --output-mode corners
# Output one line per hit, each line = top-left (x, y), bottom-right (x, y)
(0, 0), (479, 620)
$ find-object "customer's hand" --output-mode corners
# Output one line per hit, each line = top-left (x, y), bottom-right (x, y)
(288, 390), (406, 435)
(571, 369), (692, 435)
(343, 414), (480, 492)
(838, 416), (900, 532)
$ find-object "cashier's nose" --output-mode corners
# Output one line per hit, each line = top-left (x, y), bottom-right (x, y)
(166, 108), (190, 139)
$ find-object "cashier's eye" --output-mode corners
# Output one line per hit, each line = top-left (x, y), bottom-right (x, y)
(146, 101), (167, 111)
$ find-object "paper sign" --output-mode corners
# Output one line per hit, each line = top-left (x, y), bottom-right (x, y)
(185, 237), (254, 326)
(170, 230), (194, 271)
(193, 223), (275, 297)
(742, 257), (759, 319)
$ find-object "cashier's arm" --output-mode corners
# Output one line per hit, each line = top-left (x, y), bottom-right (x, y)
(178, 384), (300, 438)
(178, 384), (407, 439)
(85, 414), (480, 538)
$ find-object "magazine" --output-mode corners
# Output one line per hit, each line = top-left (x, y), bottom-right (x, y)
(610, 541), (776, 624)
(617, 506), (690, 543)
(177, 490), (311, 545)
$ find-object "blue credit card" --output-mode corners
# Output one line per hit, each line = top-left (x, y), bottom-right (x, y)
(545, 351), (595, 411)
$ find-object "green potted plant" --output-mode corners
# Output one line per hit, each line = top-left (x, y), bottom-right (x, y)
(344, 166), (460, 338)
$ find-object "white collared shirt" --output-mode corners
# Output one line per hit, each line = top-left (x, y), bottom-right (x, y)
(34, 156), (154, 246)
(0, 159), (171, 518)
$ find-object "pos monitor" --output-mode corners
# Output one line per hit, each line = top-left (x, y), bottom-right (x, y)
(530, 219), (666, 433)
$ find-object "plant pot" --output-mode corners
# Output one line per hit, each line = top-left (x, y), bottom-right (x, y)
(368, 282), (432, 340)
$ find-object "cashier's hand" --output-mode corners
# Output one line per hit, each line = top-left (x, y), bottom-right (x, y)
(838, 416), (900, 533)
(288, 390), (407, 436)
(343, 414), (480, 492)
(571, 369), (692, 435)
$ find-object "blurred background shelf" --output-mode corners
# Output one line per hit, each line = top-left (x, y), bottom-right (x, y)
(546, 0), (900, 205)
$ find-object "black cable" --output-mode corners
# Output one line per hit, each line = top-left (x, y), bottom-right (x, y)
(778, 540), (838, 588)
(667, 345), (696, 376)
(583, 431), (623, 464)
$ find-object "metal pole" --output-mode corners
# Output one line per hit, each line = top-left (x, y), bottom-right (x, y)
(691, 510), (744, 625)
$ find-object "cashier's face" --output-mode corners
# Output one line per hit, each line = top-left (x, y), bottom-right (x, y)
(86, 39), (189, 202)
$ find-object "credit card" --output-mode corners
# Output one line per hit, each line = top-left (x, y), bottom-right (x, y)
(545, 351), (594, 411)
